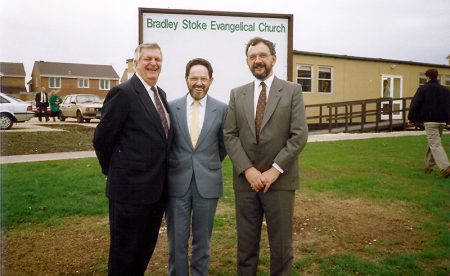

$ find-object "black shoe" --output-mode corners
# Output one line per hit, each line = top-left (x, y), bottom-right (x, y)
(441, 167), (450, 178)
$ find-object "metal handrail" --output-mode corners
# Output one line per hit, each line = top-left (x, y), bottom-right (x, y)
(305, 97), (414, 133)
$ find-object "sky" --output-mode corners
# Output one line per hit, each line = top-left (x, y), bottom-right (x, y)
(1, 0), (449, 91)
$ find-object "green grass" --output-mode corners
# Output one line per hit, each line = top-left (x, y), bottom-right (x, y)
(2, 158), (107, 226)
(1, 134), (449, 274)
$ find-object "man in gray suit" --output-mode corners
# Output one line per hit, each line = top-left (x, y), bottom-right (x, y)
(224, 37), (308, 275)
(166, 58), (227, 275)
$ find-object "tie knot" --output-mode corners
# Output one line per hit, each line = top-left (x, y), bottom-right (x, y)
(151, 86), (157, 93)
(193, 100), (200, 106)
(261, 82), (266, 88)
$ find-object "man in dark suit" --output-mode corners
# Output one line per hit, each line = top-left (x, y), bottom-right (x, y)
(93, 43), (173, 275)
(35, 86), (49, 122)
(224, 37), (308, 275)
(166, 58), (227, 275)
(408, 68), (450, 178)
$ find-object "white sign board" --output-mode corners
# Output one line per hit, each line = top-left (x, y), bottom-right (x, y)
(139, 8), (292, 103)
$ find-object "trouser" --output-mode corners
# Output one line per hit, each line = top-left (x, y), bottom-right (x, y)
(108, 197), (166, 276)
(235, 190), (295, 276)
(37, 103), (49, 121)
(166, 176), (218, 276)
(424, 122), (450, 171)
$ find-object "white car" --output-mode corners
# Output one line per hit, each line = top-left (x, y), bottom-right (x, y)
(0, 92), (34, 130)
(59, 94), (103, 123)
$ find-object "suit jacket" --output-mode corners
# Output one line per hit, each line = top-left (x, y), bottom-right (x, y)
(223, 76), (308, 191)
(168, 95), (227, 199)
(35, 92), (49, 107)
(408, 79), (450, 123)
(93, 74), (174, 204)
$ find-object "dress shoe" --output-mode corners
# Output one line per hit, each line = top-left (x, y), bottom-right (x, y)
(441, 167), (450, 178)
(424, 168), (433, 174)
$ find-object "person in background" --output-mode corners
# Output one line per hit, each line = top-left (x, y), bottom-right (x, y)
(166, 58), (227, 275)
(93, 43), (173, 275)
(408, 68), (450, 178)
(35, 86), (49, 122)
(49, 90), (63, 122)
(223, 37), (308, 275)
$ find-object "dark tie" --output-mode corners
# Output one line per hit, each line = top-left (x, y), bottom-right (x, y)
(151, 86), (169, 139)
(255, 82), (266, 143)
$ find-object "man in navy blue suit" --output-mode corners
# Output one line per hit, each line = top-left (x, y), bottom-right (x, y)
(93, 43), (173, 275)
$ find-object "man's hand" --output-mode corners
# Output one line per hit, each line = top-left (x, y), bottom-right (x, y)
(261, 167), (281, 192)
(244, 167), (264, 192)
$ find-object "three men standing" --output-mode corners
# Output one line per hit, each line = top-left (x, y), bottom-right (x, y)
(224, 37), (308, 275)
(166, 58), (227, 275)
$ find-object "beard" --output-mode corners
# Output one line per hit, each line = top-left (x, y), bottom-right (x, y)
(250, 62), (273, 80)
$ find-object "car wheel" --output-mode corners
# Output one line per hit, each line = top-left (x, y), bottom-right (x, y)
(0, 113), (14, 130)
(59, 111), (66, 121)
(76, 111), (84, 123)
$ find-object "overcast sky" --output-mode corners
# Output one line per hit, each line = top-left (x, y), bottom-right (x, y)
(1, 0), (449, 86)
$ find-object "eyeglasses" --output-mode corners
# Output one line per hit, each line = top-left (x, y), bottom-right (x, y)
(187, 77), (210, 84)
(247, 53), (271, 61)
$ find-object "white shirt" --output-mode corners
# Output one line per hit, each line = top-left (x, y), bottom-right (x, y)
(253, 73), (274, 117)
(251, 74), (283, 173)
(187, 94), (207, 134)
(136, 73), (170, 126)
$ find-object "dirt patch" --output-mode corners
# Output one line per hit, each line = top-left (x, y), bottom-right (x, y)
(2, 194), (426, 275)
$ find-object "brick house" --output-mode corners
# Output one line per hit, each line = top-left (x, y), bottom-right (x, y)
(0, 62), (27, 94)
(30, 61), (119, 98)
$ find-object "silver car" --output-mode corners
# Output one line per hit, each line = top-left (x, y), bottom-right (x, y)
(59, 94), (103, 123)
(0, 92), (34, 130)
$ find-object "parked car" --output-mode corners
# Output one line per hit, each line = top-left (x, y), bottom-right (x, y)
(59, 94), (103, 123)
(0, 92), (34, 130)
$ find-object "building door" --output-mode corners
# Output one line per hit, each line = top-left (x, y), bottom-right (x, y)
(381, 75), (403, 120)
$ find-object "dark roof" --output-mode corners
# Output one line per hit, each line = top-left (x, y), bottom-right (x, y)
(34, 61), (119, 79)
(0, 62), (26, 77)
(294, 50), (450, 69)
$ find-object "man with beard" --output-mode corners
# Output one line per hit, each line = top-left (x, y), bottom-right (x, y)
(166, 58), (227, 275)
(223, 37), (308, 275)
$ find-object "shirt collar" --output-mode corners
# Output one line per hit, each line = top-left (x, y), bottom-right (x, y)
(187, 93), (208, 106)
(253, 73), (275, 90)
(136, 72), (157, 92)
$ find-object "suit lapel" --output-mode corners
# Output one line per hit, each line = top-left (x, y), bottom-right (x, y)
(196, 97), (217, 148)
(242, 83), (257, 138)
(174, 97), (192, 148)
(261, 77), (282, 130)
(131, 75), (166, 140)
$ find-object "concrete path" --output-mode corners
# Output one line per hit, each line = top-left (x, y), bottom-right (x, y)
(1, 117), (446, 164)
(1, 132), (436, 165)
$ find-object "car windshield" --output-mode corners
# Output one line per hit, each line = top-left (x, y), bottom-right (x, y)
(77, 95), (102, 104)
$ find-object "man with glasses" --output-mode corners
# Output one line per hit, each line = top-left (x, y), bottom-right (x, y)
(166, 58), (227, 275)
(224, 37), (308, 275)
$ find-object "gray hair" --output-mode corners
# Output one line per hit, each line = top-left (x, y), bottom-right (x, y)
(134, 43), (162, 62)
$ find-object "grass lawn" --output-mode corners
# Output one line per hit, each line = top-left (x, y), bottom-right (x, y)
(1, 134), (449, 275)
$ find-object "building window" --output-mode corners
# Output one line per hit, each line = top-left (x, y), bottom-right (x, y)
(419, 73), (427, 85)
(78, 79), (89, 88)
(296, 65), (312, 92)
(318, 67), (332, 93)
(445, 75), (450, 89)
(99, 79), (110, 90)
(49, 77), (61, 88)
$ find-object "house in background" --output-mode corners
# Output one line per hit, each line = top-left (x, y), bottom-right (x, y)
(30, 61), (119, 98)
(294, 51), (450, 106)
(120, 58), (134, 83)
(0, 62), (27, 94)
(293, 51), (450, 122)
